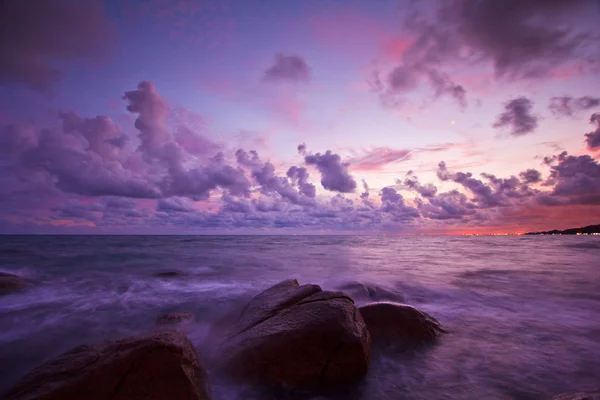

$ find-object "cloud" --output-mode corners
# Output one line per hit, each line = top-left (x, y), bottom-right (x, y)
(493, 97), (538, 136)
(348, 147), (411, 172)
(301, 147), (357, 193)
(402, 173), (438, 198)
(371, 0), (599, 110)
(519, 169), (542, 184)
(157, 197), (197, 213)
(236, 149), (316, 205)
(403, 0), (599, 80)
(417, 190), (478, 220)
(543, 151), (600, 205)
(585, 113), (600, 151)
(372, 64), (467, 109)
(58, 111), (127, 161)
(379, 187), (420, 221)
(549, 96), (600, 117)
(0, 0), (113, 91)
(263, 53), (311, 83)
(426, 69), (467, 109)
(3, 80), (600, 234)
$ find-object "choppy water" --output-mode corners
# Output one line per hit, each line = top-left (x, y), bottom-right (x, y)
(1, 235), (599, 399)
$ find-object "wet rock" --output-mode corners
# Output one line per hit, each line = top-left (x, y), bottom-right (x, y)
(214, 279), (371, 389)
(156, 312), (195, 325)
(553, 392), (600, 400)
(3, 331), (211, 400)
(153, 271), (183, 278)
(358, 302), (447, 344)
(0, 272), (35, 295)
(339, 281), (404, 303)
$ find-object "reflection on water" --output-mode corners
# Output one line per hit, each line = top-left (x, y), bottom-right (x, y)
(1, 235), (599, 399)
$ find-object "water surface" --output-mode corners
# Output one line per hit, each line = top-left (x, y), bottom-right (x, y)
(1, 235), (599, 399)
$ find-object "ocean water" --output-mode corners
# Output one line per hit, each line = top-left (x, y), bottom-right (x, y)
(0, 235), (599, 399)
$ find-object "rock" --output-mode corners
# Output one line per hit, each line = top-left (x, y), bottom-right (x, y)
(214, 279), (371, 389)
(358, 302), (447, 344)
(153, 271), (183, 278)
(0, 272), (35, 295)
(339, 281), (404, 303)
(3, 331), (211, 400)
(553, 392), (600, 400)
(156, 312), (195, 325)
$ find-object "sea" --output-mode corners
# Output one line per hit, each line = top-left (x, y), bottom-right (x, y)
(0, 235), (599, 399)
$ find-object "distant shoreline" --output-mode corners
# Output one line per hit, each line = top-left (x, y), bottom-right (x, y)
(525, 224), (600, 235)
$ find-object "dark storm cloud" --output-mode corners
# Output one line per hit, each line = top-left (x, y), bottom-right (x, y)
(0, 0), (113, 91)
(404, 0), (598, 79)
(373, 0), (599, 111)
(549, 96), (600, 117)
(302, 147), (357, 193)
(263, 53), (311, 83)
(493, 97), (538, 136)
(585, 113), (600, 150)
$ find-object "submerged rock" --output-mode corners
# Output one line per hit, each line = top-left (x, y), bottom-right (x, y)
(339, 281), (404, 303)
(358, 302), (447, 343)
(214, 279), (371, 389)
(3, 331), (211, 400)
(0, 272), (35, 295)
(153, 271), (183, 278)
(156, 312), (195, 325)
(553, 392), (600, 400)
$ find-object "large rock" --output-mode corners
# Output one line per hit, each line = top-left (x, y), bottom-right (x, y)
(0, 272), (35, 295)
(3, 331), (211, 400)
(553, 393), (600, 400)
(153, 271), (184, 278)
(214, 279), (371, 389)
(156, 312), (195, 325)
(338, 281), (404, 303)
(358, 302), (447, 343)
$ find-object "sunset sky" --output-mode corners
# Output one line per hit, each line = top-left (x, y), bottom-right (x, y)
(1, 0), (599, 234)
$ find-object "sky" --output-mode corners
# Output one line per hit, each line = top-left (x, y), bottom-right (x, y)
(0, 0), (599, 235)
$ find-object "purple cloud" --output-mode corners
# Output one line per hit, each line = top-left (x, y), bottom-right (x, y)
(417, 190), (478, 220)
(236, 149), (315, 205)
(585, 113), (600, 151)
(493, 97), (538, 136)
(157, 197), (197, 213)
(375, 64), (467, 109)
(549, 96), (600, 117)
(263, 53), (311, 83)
(0, 0), (113, 91)
(402, 173), (438, 198)
(544, 151), (600, 204)
(519, 169), (542, 184)
(404, 0), (598, 79)
(302, 147), (357, 193)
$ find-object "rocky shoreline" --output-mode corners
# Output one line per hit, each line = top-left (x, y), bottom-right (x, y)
(1, 277), (596, 399)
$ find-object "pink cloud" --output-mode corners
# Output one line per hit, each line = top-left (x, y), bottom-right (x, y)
(348, 147), (412, 172)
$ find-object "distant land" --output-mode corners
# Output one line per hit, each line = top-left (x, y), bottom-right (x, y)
(525, 224), (600, 235)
